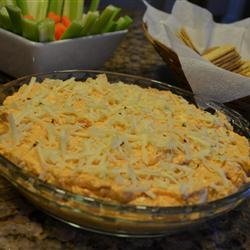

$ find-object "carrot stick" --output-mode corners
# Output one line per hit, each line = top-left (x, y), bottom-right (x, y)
(61, 15), (71, 27)
(55, 22), (67, 40)
(48, 11), (61, 23)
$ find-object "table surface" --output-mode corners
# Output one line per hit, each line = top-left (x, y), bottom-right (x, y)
(0, 11), (249, 250)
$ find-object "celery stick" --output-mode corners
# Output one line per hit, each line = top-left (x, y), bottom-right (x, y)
(6, 4), (22, 34)
(22, 17), (38, 41)
(38, 18), (54, 42)
(101, 6), (121, 33)
(104, 20), (116, 33)
(61, 20), (83, 39)
(48, 0), (64, 16)
(26, 0), (49, 21)
(16, 0), (28, 15)
(0, 7), (12, 31)
(4, 0), (17, 5)
(81, 13), (86, 23)
(80, 10), (98, 36)
(0, 0), (17, 8)
(63, 0), (84, 21)
(7, 0), (16, 5)
(115, 15), (133, 31)
(88, 0), (99, 12)
(89, 5), (120, 35)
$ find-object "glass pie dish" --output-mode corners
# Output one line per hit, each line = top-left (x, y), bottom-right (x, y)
(0, 70), (249, 237)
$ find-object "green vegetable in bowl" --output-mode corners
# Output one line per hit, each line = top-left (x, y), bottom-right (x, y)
(80, 10), (99, 36)
(63, 0), (84, 21)
(115, 15), (133, 31)
(61, 19), (83, 39)
(88, 0), (100, 12)
(0, 6), (12, 31)
(6, 4), (22, 34)
(38, 18), (55, 42)
(0, 0), (133, 42)
(89, 4), (121, 34)
(21, 16), (38, 41)
(48, 0), (64, 16)
(16, 0), (49, 20)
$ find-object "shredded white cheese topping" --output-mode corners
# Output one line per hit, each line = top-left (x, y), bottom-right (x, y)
(0, 74), (249, 206)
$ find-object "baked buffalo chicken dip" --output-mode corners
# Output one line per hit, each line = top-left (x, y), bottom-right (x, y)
(0, 74), (249, 206)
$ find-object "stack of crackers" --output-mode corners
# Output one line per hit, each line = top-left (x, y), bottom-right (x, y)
(177, 27), (250, 77)
(202, 45), (250, 77)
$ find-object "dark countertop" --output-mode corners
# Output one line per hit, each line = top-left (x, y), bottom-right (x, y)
(0, 11), (249, 250)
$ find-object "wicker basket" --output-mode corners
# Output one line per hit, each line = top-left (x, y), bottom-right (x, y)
(143, 23), (191, 90)
(143, 23), (250, 121)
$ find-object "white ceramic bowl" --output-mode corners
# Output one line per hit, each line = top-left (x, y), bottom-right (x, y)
(0, 28), (127, 77)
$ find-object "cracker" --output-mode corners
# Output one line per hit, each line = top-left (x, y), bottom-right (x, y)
(239, 70), (250, 77)
(178, 31), (194, 49)
(220, 60), (242, 71)
(177, 27), (199, 54)
(215, 56), (241, 68)
(212, 52), (240, 65)
(234, 61), (250, 73)
(239, 68), (250, 75)
(202, 45), (235, 61)
(177, 33), (249, 77)
(202, 46), (219, 56)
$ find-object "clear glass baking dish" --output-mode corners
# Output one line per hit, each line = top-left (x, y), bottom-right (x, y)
(0, 70), (249, 237)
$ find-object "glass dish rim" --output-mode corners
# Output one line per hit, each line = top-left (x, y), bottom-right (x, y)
(0, 69), (249, 216)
